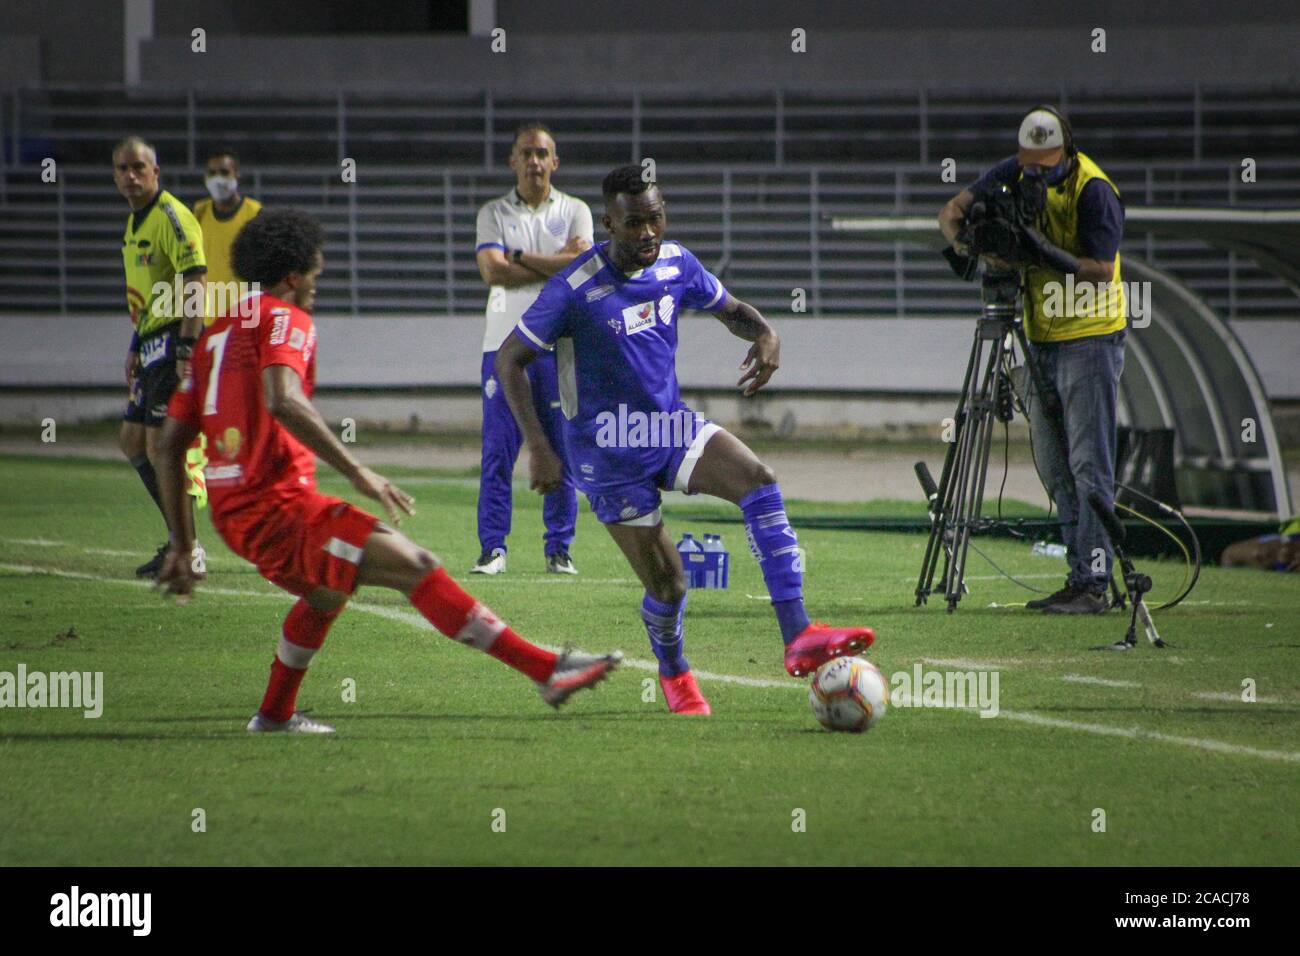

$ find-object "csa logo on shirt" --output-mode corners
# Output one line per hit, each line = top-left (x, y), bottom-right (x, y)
(658, 294), (675, 325)
(546, 216), (566, 237)
(586, 284), (614, 303)
(654, 266), (680, 281)
(622, 301), (656, 336)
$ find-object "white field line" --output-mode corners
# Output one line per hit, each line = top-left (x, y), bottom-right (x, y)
(996, 711), (1300, 763)
(0, 539), (1259, 605)
(1191, 691), (1286, 704)
(3, 562), (1297, 761)
(922, 657), (1026, 669)
(0, 563), (802, 690)
(1061, 674), (1143, 688)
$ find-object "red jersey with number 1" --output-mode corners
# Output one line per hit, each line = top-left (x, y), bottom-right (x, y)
(167, 292), (319, 520)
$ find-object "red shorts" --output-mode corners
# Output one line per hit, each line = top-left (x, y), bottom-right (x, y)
(215, 492), (380, 598)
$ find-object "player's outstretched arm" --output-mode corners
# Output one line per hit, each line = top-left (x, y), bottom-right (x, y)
(714, 296), (780, 397)
(494, 333), (564, 493)
(156, 415), (200, 600)
(262, 365), (415, 524)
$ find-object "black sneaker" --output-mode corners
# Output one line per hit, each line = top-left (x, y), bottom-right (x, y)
(470, 547), (506, 575)
(135, 543), (167, 579)
(1043, 590), (1110, 615)
(545, 550), (578, 575)
(1025, 582), (1080, 610)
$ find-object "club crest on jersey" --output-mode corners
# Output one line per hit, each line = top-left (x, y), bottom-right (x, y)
(622, 301), (656, 336)
(607, 318), (622, 334)
(658, 294), (675, 325)
(215, 426), (242, 458)
(546, 216), (566, 237)
(654, 265), (680, 281)
(484, 376), (498, 399)
(289, 327), (307, 351)
(586, 284), (614, 303)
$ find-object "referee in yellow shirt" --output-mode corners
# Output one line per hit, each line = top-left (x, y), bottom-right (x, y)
(113, 135), (208, 577)
(193, 148), (262, 311)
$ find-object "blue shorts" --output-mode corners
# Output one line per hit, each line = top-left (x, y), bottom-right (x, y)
(581, 414), (722, 526)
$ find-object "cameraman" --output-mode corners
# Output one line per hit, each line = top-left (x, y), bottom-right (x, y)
(938, 107), (1127, 614)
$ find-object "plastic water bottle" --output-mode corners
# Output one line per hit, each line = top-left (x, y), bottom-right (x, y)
(677, 533), (705, 588)
(702, 533), (730, 589)
(1032, 541), (1068, 558)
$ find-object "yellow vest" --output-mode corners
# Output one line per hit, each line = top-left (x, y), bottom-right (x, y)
(194, 195), (262, 325)
(1022, 152), (1126, 342)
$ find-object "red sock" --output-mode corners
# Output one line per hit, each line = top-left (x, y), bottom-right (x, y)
(409, 568), (557, 682)
(259, 658), (306, 723)
(258, 600), (342, 722)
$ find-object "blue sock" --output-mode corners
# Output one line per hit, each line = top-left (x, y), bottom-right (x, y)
(641, 592), (689, 677)
(740, 483), (810, 645)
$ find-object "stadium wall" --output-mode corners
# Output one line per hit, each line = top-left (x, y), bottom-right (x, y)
(1, 315), (1296, 431)
(7, 1), (1297, 88)
(134, 26), (1300, 94)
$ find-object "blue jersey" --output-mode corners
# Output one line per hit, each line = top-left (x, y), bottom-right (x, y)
(513, 240), (728, 487)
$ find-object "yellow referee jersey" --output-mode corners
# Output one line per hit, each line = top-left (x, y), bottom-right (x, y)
(193, 195), (262, 288)
(121, 189), (206, 337)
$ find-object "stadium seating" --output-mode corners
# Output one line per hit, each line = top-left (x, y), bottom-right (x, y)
(1, 85), (1296, 317)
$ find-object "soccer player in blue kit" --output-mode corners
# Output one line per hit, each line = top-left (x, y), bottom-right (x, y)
(495, 165), (875, 715)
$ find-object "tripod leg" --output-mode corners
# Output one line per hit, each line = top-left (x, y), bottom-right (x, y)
(916, 328), (982, 606)
(946, 327), (1007, 610)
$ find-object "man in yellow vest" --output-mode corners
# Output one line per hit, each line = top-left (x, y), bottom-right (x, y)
(193, 148), (262, 319)
(939, 107), (1127, 614)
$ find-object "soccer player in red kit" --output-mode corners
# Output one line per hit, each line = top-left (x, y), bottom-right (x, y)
(154, 208), (621, 733)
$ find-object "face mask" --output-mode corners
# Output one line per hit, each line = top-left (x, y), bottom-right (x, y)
(205, 175), (238, 202)
(1025, 156), (1072, 186)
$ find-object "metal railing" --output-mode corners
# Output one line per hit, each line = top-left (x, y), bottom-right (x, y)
(2, 159), (1295, 319)
(4, 84), (1299, 170)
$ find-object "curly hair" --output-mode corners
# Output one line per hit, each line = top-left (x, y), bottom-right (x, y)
(602, 164), (656, 203)
(231, 208), (324, 287)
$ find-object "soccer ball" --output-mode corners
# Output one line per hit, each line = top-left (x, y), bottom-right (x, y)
(808, 657), (889, 733)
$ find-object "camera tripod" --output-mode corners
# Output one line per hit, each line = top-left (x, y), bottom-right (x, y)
(914, 274), (1047, 611)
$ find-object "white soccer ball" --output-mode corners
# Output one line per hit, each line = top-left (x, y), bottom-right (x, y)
(808, 657), (889, 733)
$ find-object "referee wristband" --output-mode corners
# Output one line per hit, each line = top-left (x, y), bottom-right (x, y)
(511, 248), (524, 264)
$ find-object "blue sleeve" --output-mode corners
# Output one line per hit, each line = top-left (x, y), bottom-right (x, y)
(515, 275), (573, 351)
(679, 248), (729, 312)
(968, 156), (1021, 196)
(1076, 179), (1124, 261)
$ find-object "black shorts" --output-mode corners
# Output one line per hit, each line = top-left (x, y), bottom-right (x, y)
(123, 326), (181, 427)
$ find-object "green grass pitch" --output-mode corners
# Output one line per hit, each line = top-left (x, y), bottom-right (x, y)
(1, 453), (1296, 866)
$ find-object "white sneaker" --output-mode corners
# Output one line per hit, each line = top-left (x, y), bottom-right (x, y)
(470, 547), (507, 575)
(537, 649), (623, 709)
(246, 712), (336, 734)
(546, 550), (578, 575)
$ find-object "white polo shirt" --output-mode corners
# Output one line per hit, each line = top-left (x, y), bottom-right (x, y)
(475, 186), (594, 352)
